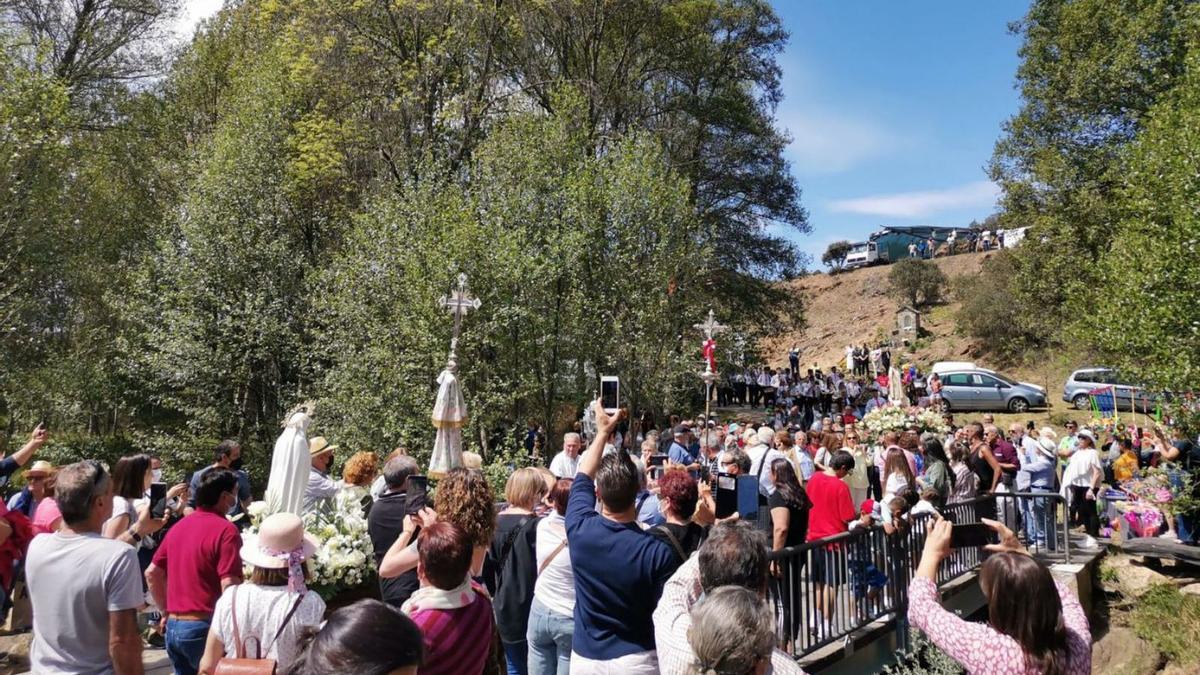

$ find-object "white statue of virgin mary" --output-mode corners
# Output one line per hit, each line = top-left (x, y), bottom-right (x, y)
(264, 411), (311, 515)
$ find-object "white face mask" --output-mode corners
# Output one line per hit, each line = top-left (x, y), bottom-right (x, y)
(152, 469), (163, 483)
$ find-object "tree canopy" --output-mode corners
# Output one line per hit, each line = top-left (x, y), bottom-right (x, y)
(0, 0), (808, 466)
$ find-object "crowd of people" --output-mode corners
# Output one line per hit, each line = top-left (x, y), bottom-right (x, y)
(7, 363), (1198, 675)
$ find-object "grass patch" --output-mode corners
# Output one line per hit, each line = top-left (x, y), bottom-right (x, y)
(1128, 584), (1200, 664)
(1100, 564), (1119, 584)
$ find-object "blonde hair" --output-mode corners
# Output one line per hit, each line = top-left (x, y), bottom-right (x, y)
(341, 452), (378, 487)
(505, 467), (548, 510)
(462, 451), (483, 470)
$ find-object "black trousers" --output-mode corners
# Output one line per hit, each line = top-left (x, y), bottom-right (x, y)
(1069, 486), (1100, 536)
(748, 384), (761, 407)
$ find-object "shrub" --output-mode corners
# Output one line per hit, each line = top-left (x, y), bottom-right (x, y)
(953, 251), (1045, 358)
(888, 258), (948, 308)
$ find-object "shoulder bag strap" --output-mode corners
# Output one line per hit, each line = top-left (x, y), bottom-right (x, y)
(756, 449), (770, 480)
(496, 516), (533, 581)
(654, 525), (688, 563)
(230, 585), (245, 659)
(537, 539), (568, 577)
(262, 592), (308, 656)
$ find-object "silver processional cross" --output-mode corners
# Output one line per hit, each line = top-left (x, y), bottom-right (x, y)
(693, 309), (728, 344)
(439, 273), (481, 371)
(693, 310), (728, 423)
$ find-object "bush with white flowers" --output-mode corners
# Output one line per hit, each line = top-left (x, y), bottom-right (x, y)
(245, 487), (375, 600)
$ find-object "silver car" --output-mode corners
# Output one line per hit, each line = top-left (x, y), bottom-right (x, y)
(939, 369), (1048, 413)
(1062, 367), (1159, 412)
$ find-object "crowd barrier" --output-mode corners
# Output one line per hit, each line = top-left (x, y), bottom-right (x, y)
(765, 491), (1070, 658)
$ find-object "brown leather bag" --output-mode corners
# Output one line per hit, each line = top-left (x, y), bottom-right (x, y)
(214, 586), (306, 675)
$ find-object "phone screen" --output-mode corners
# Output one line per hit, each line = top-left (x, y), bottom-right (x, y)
(649, 454), (667, 468)
(715, 473), (738, 519)
(406, 475), (429, 516)
(601, 378), (619, 411)
(950, 523), (998, 549)
(150, 482), (168, 519)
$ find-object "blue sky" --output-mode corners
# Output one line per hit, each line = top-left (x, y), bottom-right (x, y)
(772, 2), (1028, 267)
(177, 1), (1027, 270)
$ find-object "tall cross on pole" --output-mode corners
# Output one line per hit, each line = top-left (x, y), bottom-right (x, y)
(693, 309), (728, 425)
(439, 272), (481, 372)
(694, 309), (728, 343)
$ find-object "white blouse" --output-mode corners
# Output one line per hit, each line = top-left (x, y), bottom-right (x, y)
(212, 584), (326, 669)
(532, 512), (575, 617)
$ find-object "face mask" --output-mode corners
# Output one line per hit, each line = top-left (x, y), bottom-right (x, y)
(151, 469), (163, 483)
(230, 457), (244, 472)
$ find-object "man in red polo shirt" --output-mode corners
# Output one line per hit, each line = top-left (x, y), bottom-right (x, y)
(805, 450), (857, 637)
(146, 468), (243, 675)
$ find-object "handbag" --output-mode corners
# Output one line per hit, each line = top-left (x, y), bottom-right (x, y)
(214, 586), (307, 675)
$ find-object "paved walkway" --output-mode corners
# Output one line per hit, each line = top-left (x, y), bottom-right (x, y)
(14, 647), (171, 674)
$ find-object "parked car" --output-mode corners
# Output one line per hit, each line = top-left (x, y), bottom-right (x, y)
(938, 368), (1048, 413)
(1062, 367), (1162, 413)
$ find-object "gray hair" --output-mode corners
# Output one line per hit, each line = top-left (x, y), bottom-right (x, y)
(630, 456), (648, 490)
(755, 426), (775, 446)
(56, 461), (111, 526)
(698, 430), (720, 451)
(383, 455), (420, 490)
(686, 586), (775, 675)
(719, 449), (751, 474)
(563, 432), (582, 446)
(698, 521), (768, 594)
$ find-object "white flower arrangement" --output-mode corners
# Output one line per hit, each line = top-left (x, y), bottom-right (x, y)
(860, 405), (949, 443)
(245, 488), (375, 599)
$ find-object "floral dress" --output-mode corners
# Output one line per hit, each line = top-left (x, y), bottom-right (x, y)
(908, 577), (1091, 674)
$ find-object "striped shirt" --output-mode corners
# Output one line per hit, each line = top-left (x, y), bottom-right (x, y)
(408, 590), (494, 675)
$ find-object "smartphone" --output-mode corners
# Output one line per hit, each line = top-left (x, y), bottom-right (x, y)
(600, 375), (619, 414)
(406, 475), (429, 516)
(715, 473), (738, 519)
(950, 523), (998, 549)
(649, 454), (667, 468)
(150, 482), (168, 519)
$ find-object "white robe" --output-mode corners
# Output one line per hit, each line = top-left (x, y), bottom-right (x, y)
(265, 412), (311, 515)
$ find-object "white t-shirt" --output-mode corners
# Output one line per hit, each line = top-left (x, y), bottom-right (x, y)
(532, 512), (574, 617)
(548, 451), (580, 479)
(27, 532), (144, 674)
(212, 584), (326, 669)
(106, 496), (147, 549)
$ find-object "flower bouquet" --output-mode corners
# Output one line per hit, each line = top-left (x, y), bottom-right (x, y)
(245, 489), (375, 600)
(860, 405), (949, 443)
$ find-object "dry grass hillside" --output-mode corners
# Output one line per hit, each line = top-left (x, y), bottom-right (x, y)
(762, 252), (991, 370)
(758, 251), (1103, 428)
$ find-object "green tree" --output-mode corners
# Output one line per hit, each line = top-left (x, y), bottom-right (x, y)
(821, 240), (853, 271)
(314, 93), (709, 458)
(988, 0), (1199, 335)
(888, 259), (948, 309)
(1083, 50), (1200, 393)
(954, 251), (1046, 358)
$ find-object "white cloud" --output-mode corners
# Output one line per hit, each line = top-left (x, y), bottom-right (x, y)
(779, 109), (899, 174)
(827, 180), (1000, 218)
(172, 0), (224, 38)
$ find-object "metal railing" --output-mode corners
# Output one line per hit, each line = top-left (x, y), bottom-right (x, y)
(765, 491), (1070, 658)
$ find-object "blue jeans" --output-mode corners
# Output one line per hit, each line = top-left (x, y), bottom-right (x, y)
(1023, 486), (1051, 548)
(504, 639), (529, 675)
(526, 598), (573, 675)
(165, 618), (209, 675)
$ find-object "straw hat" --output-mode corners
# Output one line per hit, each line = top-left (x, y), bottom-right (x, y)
(24, 460), (55, 478)
(308, 436), (338, 457)
(240, 513), (318, 570)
